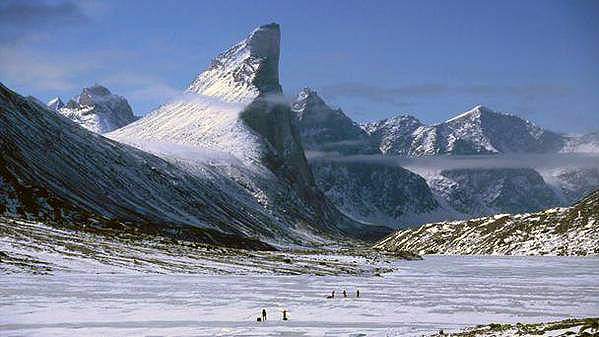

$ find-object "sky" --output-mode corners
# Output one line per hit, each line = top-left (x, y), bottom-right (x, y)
(1, 0), (598, 134)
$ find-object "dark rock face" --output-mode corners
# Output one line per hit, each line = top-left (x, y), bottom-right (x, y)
(293, 88), (378, 155)
(311, 161), (438, 224)
(435, 168), (562, 215)
(240, 96), (346, 235)
(292, 89), (439, 226)
(246, 23), (281, 94)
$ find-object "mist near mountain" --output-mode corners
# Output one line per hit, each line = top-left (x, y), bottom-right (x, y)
(307, 152), (599, 172)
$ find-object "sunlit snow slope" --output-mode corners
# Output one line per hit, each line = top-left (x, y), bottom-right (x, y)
(0, 82), (313, 244)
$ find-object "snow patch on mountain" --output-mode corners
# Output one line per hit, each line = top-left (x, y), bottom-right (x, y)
(363, 105), (565, 156)
(561, 131), (599, 154)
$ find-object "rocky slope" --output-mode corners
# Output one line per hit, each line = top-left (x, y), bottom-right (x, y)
(425, 318), (599, 337)
(48, 84), (138, 133)
(310, 160), (439, 225)
(292, 88), (440, 226)
(0, 82), (309, 246)
(373, 189), (599, 256)
(0, 216), (398, 275)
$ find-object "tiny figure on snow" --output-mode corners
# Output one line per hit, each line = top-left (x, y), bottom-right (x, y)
(356, 289), (360, 297)
(282, 309), (288, 320)
(326, 290), (335, 299)
(262, 308), (267, 321)
(343, 289), (347, 298)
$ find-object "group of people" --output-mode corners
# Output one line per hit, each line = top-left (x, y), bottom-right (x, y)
(256, 288), (361, 322)
(326, 289), (360, 299)
(257, 308), (288, 321)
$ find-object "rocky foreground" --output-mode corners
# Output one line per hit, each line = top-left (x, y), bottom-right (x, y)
(374, 190), (599, 256)
(425, 317), (599, 337)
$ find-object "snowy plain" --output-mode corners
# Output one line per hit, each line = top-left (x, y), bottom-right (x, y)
(2, 256), (598, 337)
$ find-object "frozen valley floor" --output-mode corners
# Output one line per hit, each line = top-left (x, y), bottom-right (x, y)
(1, 218), (598, 336)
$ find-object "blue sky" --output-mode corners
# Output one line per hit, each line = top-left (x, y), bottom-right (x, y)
(1, 0), (598, 133)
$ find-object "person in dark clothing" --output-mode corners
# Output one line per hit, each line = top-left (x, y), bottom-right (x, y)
(326, 290), (335, 299)
(282, 309), (288, 320)
(343, 289), (347, 298)
(262, 309), (267, 321)
(356, 289), (360, 297)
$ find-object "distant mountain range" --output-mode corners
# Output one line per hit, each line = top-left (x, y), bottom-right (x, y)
(291, 89), (598, 225)
(362, 104), (566, 156)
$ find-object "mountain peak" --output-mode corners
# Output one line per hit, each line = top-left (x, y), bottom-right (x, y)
(445, 104), (495, 123)
(247, 23), (280, 58)
(47, 97), (64, 110)
(472, 104), (492, 113)
(186, 23), (281, 102)
(53, 85), (137, 133)
(293, 88), (327, 115)
(82, 84), (112, 97)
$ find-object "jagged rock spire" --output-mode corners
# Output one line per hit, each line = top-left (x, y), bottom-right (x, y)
(186, 23), (281, 103)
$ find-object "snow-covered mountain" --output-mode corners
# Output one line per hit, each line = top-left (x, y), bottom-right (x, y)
(361, 115), (426, 156)
(109, 24), (387, 240)
(5, 21), (399, 247)
(361, 105), (599, 217)
(291, 89), (440, 226)
(373, 189), (599, 256)
(0, 82), (309, 246)
(0, 24), (390, 246)
(49, 84), (138, 133)
(363, 105), (565, 156)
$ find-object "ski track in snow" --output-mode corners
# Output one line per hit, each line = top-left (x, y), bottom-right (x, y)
(1, 256), (598, 337)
